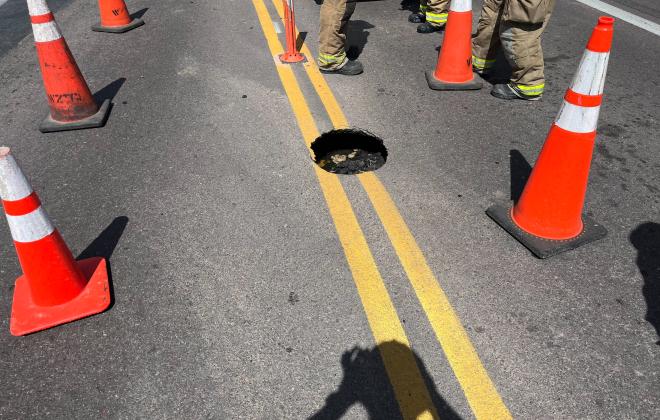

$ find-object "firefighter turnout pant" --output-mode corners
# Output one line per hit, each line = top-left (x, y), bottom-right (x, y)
(419, 0), (450, 27)
(472, 0), (556, 97)
(319, 0), (356, 71)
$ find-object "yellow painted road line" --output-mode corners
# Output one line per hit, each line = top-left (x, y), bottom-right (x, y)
(252, 0), (438, 418)
(269, 2), (512, 418)
(270, 0), (348, 129)
(359, 173), (512, 420)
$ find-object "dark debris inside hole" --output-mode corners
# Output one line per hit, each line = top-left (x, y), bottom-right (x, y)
(311, 129), (387, 175)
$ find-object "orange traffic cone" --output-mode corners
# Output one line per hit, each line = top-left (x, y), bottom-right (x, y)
(279, 0), (305, 63)
(92, 0), (144, 33)
(486, 17), (615, 258)
(425, 0), (482, 90)
(28, 0), (110, 132)
(0, 148), (111, 336)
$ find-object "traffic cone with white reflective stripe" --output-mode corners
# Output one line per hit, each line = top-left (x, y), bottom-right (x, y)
(425, 0), (482, 90)
(486, 17), (614, 258)
(92, 0), (144, 33)
(28, 0), (110, 133)
(0, 148), (110, 336)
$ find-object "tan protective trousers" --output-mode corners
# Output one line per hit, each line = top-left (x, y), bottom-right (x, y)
(472, 0), (556, 96)
(419, 0), (450, 27)
(318, 0), (356, 70)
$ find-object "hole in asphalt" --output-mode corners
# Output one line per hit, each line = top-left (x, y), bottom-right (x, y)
(311, 128), (387, 175)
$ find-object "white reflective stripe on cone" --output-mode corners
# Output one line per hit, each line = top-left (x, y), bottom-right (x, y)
(555, 101), (601, 133)
(6, 207), (55, 243)
(27, 0), (51, 16)
(0, 154), (33, 201)
(32, 21), (62, 43)
(571, 51), (610, 95)
(450, 0), (472, 12)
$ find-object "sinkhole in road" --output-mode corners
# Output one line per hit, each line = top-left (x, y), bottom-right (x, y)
(311, 129), (387, 175)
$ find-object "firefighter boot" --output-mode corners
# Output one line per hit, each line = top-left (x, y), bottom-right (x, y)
(409, 12), (425, 23)
(491, 83), (542, 101)
(417, 22), (444, 33)
(320, 59), (364, 76)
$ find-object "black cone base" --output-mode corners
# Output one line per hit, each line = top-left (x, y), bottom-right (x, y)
(39, 99), (111, 133)
(486, 202), (607, 259)
(92, 18), (144, 34)
(425, 70), (482, 91)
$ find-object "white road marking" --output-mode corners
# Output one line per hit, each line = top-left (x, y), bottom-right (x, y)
(574, 0), (660, 36)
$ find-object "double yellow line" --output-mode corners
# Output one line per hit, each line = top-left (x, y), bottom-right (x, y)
(252, 1), (512, 418)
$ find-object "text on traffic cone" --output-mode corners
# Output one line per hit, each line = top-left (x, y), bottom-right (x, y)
(28, 0), (110, 132)
(93, 0), (144, 33)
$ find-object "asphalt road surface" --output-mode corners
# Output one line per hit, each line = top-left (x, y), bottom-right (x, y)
(0, 0), (658, 418)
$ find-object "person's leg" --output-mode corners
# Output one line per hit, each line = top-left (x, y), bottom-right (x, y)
(409, 0), (427, 23)
(496, 0), (556, 98)
(318, 0), (356, 71)
(471, 0), (504, 74)
(417, 0), (449, 33)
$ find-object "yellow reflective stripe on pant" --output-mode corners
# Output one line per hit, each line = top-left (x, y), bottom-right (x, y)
(515, 83), (544, 95)
(420, 4), (428, 12)
(425, 11), (447, 24)
(472, 55), (495, 70)
(318, 52), (346, 66)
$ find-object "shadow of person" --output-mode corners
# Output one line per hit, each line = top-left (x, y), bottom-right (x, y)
(630, 222), (660, 345)
(346, 20), (374, 60)
(309, 341), (462, 419)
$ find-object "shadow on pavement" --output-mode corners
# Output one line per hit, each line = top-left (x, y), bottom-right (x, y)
(399, 0), (418, 13)
(309, 341), (462, 419)
(510, 149), (532, 203)
(297, 31), (308, 52)
(131, 7), (149, 20)
(93, 77), (126, 104)
(346, 20), (374, 60)
(77, 216), (129, 310)
(630, 222), (660, 345)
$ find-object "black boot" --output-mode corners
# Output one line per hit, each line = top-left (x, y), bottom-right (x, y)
(491, 83), (542, 101)
(320, 59), (363, 76)
(417, 22), (443, 33)
(408, 12), (425, 23)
